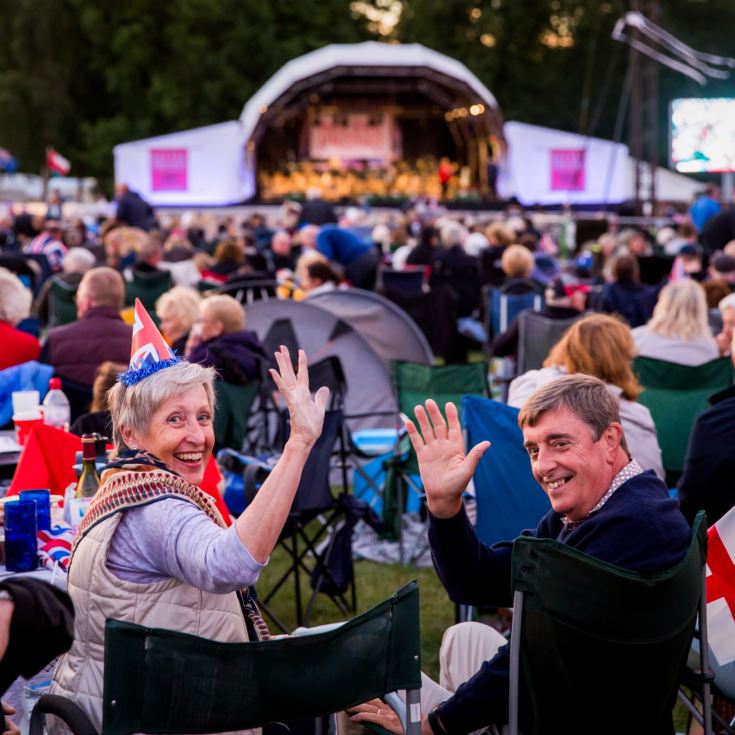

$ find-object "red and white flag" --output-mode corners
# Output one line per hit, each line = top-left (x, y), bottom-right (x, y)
(706, 506), (735, 665)
(46, 146), (71, 176)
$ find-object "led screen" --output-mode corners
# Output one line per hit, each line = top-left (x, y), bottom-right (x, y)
(671, 98), (735, 173)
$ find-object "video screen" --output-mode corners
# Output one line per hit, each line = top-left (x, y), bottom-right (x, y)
(671, 98), (735, 173)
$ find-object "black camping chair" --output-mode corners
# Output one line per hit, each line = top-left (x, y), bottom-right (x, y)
(213, 379), (261, 452)
(59, 377), (94, 424)
(47, 275), (79, 328)
(378, 266), (426, 295)
(124, 269), (173, 317)
(30, 582), (422, 735)
(507, 511), (709, 735)
(215, 278), (278, 305)
(516, 311), (580, 374)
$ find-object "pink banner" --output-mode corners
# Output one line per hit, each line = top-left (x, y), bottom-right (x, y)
(151, 148), (188, 191)
(550, 149), (585, 191)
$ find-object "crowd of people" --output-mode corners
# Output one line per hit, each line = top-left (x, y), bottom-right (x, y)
(0, 182), (734, 732)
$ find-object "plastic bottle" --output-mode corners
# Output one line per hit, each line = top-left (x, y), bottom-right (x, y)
(43, 377), (71, 431)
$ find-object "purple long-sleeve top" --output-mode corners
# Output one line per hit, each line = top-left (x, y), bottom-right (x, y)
(105, 497), (264, 593)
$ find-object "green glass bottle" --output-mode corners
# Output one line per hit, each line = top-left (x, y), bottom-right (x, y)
(76, 434), (101, 499)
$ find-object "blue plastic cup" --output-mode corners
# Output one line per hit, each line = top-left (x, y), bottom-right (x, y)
(19, 489), (51, 531)
(5, 500), (38, 572)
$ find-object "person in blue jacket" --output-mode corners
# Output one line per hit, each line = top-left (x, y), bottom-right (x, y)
(352, 374), (690, 735)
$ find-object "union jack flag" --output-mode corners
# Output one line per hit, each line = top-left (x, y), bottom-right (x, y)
(38, 524), (74, 572)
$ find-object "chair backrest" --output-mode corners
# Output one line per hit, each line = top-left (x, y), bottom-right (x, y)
(508, 513), (707, 735)
(391, 361), (489, 474)
(24, 252), (53, 293)
(215, 279), (278, 305)
(487, 287), (544, 336)
(125, 270), (173, 314)
(461, 395), (549, 547)
(59, 376), (94, 423)
(101, 582), (422, 735)
(379, 267), (426, 295)
(516, 311), (579, 374)
(634, 356), (733, 474)
(213, 380), (261, 451)
(48, 276), (79, 327)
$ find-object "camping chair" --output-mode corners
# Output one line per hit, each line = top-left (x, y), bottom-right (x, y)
(458, 395), (549, 622)
(47, 275), (79, 327)
(483, 282), (544, 340)
(516, 311), (579, 374)
(378, 266), (426, 295)
(24, 252), (53, 295)
(634, 356), (733, 484)
(213, 379), (261, 452)
(124, 269), (173, 316)
(388, 360), (489, 563)
(30, 582), (422, 735)
(215, 278), (278, 305)
(59, 376), (94, 424)
(507, 512), (709, 735)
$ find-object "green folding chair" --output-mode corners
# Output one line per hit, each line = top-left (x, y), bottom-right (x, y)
(213, 380), (261, 452)
(48, 276), (79, 327)
(508, 512), (709, 735)
(386, 360), (489, 562)
(125, 270), (173, 320)
(634, 356), (733, 483)
(31, 582), (422, 735)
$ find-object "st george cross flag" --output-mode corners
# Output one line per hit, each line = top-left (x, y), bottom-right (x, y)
(706, 506), (735, 665)
(46, 146), (71, 176)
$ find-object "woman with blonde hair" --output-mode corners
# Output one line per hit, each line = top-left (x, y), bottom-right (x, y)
(509, 313), (664, 478)
(632, 279), (720, 366)
(155, 286), (201, 354)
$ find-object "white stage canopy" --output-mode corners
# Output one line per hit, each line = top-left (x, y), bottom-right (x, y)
(113, 121), (248, 207)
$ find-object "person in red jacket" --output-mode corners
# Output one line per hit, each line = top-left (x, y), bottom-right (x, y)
(0, 267), (40, 370)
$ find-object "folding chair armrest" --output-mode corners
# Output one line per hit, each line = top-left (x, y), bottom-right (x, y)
(30, 694), (98, 735)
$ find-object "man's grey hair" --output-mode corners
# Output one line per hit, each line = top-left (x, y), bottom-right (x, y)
(719, 292), (735, 312)
(518, 374), (629, 454)
(63, 247), (96, 273)
(0, 267), (32, 325)
(107, 361), (217, 454)
(440, 221), (466, 248)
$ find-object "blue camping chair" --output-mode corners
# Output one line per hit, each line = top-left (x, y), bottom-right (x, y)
(462, 395), (549, 548)
(485, 284), (544, 339)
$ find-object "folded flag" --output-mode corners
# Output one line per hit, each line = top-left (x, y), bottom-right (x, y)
(38, 523), (74, 572)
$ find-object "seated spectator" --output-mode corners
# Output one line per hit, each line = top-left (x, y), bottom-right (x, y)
(33, 247), (96, 326)
(185, 294), (268, 385)
(268, 230), (299, 272)
(491, 276), (583, 359)
(69, 360), (127, 438)
(509, 313), (664, 478)
(405, 225), (438, 268)
(709, 253), (735, 291)
(127, 233), (166, 277)
(678, 382), (735, 527)
(308, 224), (379, 290)
(302, 260), (341, 298)
(632, 280), (720, 366)
(703, 279), (731, 310)
(673, 243), (706, 282)
(599, 252), (656, 328)
(499, 244), (540, 293)
(24, 219), (68, 273)
(431, 221), (481, 317)
(40, 267), (132, 386)
(715, 292), (735, 361)
(155, 286), (201, 354)
(0, 268), (40, 370)
(202, 238), (245, 283)
(480, 221), (514, 286)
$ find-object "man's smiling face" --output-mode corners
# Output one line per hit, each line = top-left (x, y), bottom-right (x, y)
(522, 405), (621, 522)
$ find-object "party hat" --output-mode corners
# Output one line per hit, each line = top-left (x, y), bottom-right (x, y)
(119, 298), (180, 386)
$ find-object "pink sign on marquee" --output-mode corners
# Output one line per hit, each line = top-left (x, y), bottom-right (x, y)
(150, 149), (188, 191)
(550, 149), (585, 191)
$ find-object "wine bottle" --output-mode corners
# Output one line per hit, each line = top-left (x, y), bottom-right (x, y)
(76, 434), (101, 499)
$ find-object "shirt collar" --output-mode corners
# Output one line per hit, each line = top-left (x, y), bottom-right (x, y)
(561, 459), (644, 529)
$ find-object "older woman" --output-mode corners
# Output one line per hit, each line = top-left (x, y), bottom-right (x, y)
(509, 313), (664, 479)
(155, 285), (201, 354)
(632, 280), (720, 366)
(185, 294), (268, 384)
(0, 267), (40, 369)
(51, 309), (328, 730)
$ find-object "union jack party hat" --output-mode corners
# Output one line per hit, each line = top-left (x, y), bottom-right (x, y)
(119, 298), (180, 386)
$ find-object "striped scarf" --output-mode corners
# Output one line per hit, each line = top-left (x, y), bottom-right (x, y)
(74, 451), (271, 640)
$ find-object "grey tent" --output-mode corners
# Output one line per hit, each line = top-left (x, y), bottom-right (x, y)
(308, 288), (433, 368)
(245, 299), (396, 431)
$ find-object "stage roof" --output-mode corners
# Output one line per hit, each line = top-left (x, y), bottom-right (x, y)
(239, 42), (504, 145)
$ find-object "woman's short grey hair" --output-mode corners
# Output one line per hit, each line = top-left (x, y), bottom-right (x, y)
(518, 374), (629, 454)
(0, 267), (32, 325)
(440, 221), (466, 248)
(107, 360), (217, 454)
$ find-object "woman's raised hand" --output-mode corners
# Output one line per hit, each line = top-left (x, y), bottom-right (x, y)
(405, 399), (490, 519)
(269, 346), (329, 448)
